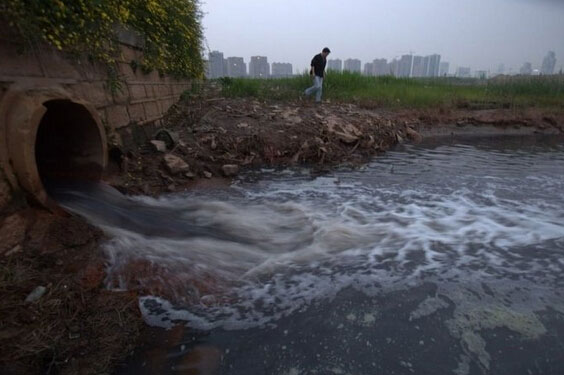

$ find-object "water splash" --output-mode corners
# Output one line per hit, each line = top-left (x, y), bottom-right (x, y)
(52, 138), (564, 338)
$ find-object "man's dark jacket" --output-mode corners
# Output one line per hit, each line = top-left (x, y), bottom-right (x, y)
(310, 53), (326, 77)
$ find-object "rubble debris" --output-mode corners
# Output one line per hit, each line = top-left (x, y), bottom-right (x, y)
(163, 154), (190, 175)
(150, 140), (167, 152)
(221, 164), (239, 177)
(24, 286), (47, 303)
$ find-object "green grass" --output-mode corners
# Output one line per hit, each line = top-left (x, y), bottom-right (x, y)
(218, 72), (564, 109)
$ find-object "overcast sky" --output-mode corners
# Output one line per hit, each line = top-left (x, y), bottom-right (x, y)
(201, 0), (563, 74)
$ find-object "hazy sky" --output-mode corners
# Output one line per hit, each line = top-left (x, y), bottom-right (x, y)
(201, 0), (563, 74)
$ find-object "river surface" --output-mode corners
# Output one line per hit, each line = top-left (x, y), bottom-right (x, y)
(51, 134), (564, 375)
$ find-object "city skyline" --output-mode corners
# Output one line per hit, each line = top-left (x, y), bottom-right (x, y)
(207, 50), (558, 79)
(201, 0), (564, 75)
(206, 52), (296, 78)
(205, 49), (561, 78)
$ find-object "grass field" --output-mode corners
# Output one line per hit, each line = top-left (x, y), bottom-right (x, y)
(218, 72), (564, 109)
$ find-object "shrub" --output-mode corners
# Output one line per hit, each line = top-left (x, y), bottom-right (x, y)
(1, 0), (204, 78)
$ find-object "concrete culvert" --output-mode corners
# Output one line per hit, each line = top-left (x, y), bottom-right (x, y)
(0, 89), (107, 208)
(36, 100), (106, 187)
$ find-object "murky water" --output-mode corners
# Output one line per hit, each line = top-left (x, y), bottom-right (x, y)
(52, 135), (564, 375)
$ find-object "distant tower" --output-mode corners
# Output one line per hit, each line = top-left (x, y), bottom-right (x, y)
(439, 62), (449, 77)
(398, 55), (413, 77)
(207, 51), (225, 78)
(271, 62), (293, 77)
(474, 70), (488, 80)
(363, 62), (375, 76)
(411, 56), (424, 77)
(344, 59), (361, 73)
(541, 51), (556, 75)
(327, 59), (343, 72)
(249, 56), (270, 78)
(226, 57), (247, 77)
(520, 62), (532, 75)
(427, 54), (441, 77)
(456, 67), (471, 78)
(388, 59), (400, 77)
(422, 56), (430, 77)
(373, 58), (388, 76)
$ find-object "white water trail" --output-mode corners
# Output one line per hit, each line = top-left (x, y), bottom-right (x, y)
(52, 140), (564, 330)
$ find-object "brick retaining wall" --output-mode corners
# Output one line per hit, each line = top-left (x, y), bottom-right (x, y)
(0, 28), (191, 143)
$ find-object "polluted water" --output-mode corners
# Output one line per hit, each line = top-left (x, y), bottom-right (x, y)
(50, 134), (564, 375)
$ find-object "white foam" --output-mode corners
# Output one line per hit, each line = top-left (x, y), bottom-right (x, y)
(119, 175), (564, 328)
(58, 143), (564, 330)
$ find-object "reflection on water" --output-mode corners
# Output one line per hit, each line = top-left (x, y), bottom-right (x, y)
(52, 135), (564, 375)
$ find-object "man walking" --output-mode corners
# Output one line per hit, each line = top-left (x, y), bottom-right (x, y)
(304, 47), (330, 103)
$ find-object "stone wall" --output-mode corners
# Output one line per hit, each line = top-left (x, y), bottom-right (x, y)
(0, 28), (191, 144)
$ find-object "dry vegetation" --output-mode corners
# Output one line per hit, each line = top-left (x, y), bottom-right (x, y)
(0, 211), (142, 375)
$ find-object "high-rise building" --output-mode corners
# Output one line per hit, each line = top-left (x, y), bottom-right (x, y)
(411, 56), (424, 77)
(327, 59), (342, 72)
(456, 67), (471, 78)
(439, 62), (449, 77)
(207, 51), (225, 78)
(427, 54), (441, 77)
(398, 54), (413, 77)
(271, 62), (293, 77)
(422, 56), (430, 77)
(363, 62), (374, 76)
(226, 57), (246, 77)
(344, 59), (361, 73)
(474, 70), (488, 79)
(373, 58), (388, 76)
(541, 51), (556, 75)
(497, 63), (505, 75)
(388, 59), (400, 76)
(249, 56), (270, 78)
(520, 62), (532, 75)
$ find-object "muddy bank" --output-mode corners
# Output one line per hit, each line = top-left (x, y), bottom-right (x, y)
(0, 205), (143, 375)
(402, 106), (564, 136)
(1, 94), (562, 374)
(107, 97), (405, 195)
(108, 96), (563, 195)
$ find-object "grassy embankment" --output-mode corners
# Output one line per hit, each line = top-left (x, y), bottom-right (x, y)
(219, 72), (564, 109)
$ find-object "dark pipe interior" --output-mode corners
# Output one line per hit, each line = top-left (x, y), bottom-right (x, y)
(35, 100), (104, 191)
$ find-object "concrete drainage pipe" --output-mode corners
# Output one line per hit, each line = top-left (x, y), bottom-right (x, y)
(0, 87), (107, 208)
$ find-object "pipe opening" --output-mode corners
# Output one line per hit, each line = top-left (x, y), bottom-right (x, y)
(35, 100), (105, 192)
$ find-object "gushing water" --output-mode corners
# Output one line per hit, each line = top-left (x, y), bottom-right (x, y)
(52, 135), (564, 374)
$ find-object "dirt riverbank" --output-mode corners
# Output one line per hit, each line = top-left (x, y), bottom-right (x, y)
(1, 95), (563, 374)
(0, 208), (142, 375)
(107, 96), (564, 195)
